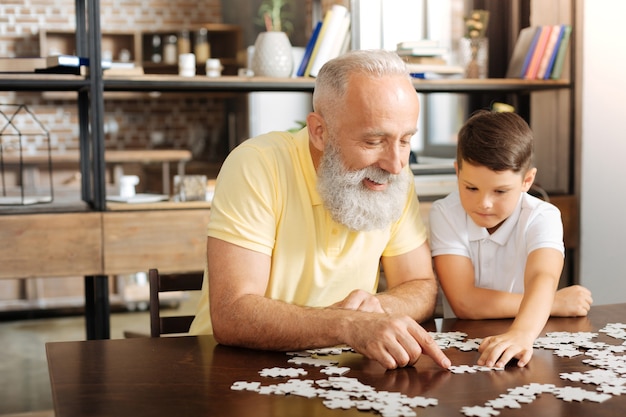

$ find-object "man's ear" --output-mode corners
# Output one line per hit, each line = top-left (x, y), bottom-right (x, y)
(306, 112), (326, 152)
(522, 167), (537, 192)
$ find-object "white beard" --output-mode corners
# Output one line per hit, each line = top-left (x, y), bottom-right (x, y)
(316, 141), (411, 231)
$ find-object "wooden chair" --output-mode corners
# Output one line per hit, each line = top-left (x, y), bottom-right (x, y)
(148, 268), (204, 337)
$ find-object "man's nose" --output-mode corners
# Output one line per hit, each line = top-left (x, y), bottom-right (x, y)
(379, 145), (405, 175)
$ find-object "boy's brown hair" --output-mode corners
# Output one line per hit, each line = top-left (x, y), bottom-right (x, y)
(457, 110), (534, 173)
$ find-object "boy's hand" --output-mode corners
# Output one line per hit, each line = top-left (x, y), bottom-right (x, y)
(476, 330), (535, 368)
(552, 285), (593, 317)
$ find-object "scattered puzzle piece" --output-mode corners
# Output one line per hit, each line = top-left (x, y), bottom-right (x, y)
(288, 356), (338, 367)
(259, 367), (308, 378)
(230, 322), (626, 416)
(485, 397), (521, 409)
(320, 366), (350, 376)
(461, 405), (500, 416)
(230, 381), (261, 391)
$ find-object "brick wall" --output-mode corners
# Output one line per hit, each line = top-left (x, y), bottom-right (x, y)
(0, 0), (226, 160)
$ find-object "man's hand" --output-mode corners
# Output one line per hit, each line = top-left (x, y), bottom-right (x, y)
(331, 289), (385, 313)
(552, 285), (593, 317)
(477, 329), (535, 368)
(343, 313), (451, 370)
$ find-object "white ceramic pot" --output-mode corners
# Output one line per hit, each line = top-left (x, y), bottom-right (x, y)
(251, 31), (293, 78)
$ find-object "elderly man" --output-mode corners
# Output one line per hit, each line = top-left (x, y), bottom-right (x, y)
(190, 49), (450, 370)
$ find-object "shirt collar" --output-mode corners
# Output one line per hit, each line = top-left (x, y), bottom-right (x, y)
(467, 194), (523, 245)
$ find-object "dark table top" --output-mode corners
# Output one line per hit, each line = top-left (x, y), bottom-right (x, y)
(46, 303), (626, 417)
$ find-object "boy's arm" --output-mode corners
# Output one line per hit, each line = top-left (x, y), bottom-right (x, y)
(434, 254), (525, 319)
(477, 247), (563, 368)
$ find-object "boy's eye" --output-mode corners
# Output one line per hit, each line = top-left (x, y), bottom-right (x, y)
(465, 186), (478, 191)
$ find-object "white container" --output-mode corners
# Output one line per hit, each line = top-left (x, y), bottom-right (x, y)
(119, 175), (139, 199)
(205, 58), (222, 77)
(251, 31), (293, 78)
(178, 53), (196, 77)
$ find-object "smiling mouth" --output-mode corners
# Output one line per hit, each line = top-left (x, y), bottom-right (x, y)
(363, 178), (388, 190)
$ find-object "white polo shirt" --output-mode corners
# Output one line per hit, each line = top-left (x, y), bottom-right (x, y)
(429, 191), (564, 317)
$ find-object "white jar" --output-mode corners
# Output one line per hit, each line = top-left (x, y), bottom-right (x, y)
(178, 53), (196, 77)
(119, 175), (139, 199)
(205, 58), (222, 77)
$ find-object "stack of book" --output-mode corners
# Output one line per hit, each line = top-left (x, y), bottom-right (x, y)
(396, 40), (463, 78)
(296, 4), (351, 78)
(506, 24), (572, 80)
(0, 55), (88, 74)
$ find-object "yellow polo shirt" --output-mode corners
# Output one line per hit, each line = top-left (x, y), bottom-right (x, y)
(189, 128), (428, 335)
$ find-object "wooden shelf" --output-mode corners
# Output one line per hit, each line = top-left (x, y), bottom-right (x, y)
(101, 75), (570, 93)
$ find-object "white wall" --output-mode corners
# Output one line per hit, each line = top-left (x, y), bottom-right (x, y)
(579, 0), (626, 304)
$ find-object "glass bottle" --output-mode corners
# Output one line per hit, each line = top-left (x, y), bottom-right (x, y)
(178, 30), (191, 55)
(163, 34), (178, 64)
(194, 28), (210, 65)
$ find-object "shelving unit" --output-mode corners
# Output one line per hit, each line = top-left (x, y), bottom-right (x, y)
(40, 24), (242, 76)
(1, 0), (578, 340)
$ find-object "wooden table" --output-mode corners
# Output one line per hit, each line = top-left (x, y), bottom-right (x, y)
(46, 303), (626, 417)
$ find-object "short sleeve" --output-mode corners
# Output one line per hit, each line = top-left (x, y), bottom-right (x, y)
(429, 196), (471, 258)
(207, 141), (280, 256)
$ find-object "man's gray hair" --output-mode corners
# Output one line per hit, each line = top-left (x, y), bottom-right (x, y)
(312, 50), (411, 121)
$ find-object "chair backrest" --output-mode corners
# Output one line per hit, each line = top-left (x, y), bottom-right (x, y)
(149, 268), (204, 337)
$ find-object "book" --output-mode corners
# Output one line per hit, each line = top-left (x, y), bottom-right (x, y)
(543, 25), (566, 79)
(35, 55), (88, 74)
(536, 25), (564, 79)
(397, 40), (440, 50)
(506, 26), (540, 78)
(46, 54), (84, 67)
(304, 7), (334, 77)
(402, 56), (447, 65)
(0, 57), (47, 73)
(519, 27), (542, 78)
(524, 25), (552, 79)
(396, 46), (448, 57)
(549, 25), (572, 79)
(327, 12), (351, 64)
(406, 63), (463, 76)
(308, 4), (350, 77)
(296, 20), (322, 77)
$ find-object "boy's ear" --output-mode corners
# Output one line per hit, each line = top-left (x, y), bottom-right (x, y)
(306, 112), (326, 152)
(522, 167), (537, 192)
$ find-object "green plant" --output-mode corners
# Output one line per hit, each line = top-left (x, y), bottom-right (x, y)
(257, 0), (293, 34)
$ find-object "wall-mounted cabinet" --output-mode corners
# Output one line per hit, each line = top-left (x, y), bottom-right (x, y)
(40, 29), (141, 66)
(39, 24), (242, 76)
(141, 24), (242, 75)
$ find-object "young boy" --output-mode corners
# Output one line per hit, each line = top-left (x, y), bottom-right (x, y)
(429, 110), (592, 368)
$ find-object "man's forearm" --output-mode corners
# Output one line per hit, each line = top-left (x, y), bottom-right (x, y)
(376, 278), (438, 322)
(211, 293), (364, 351)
